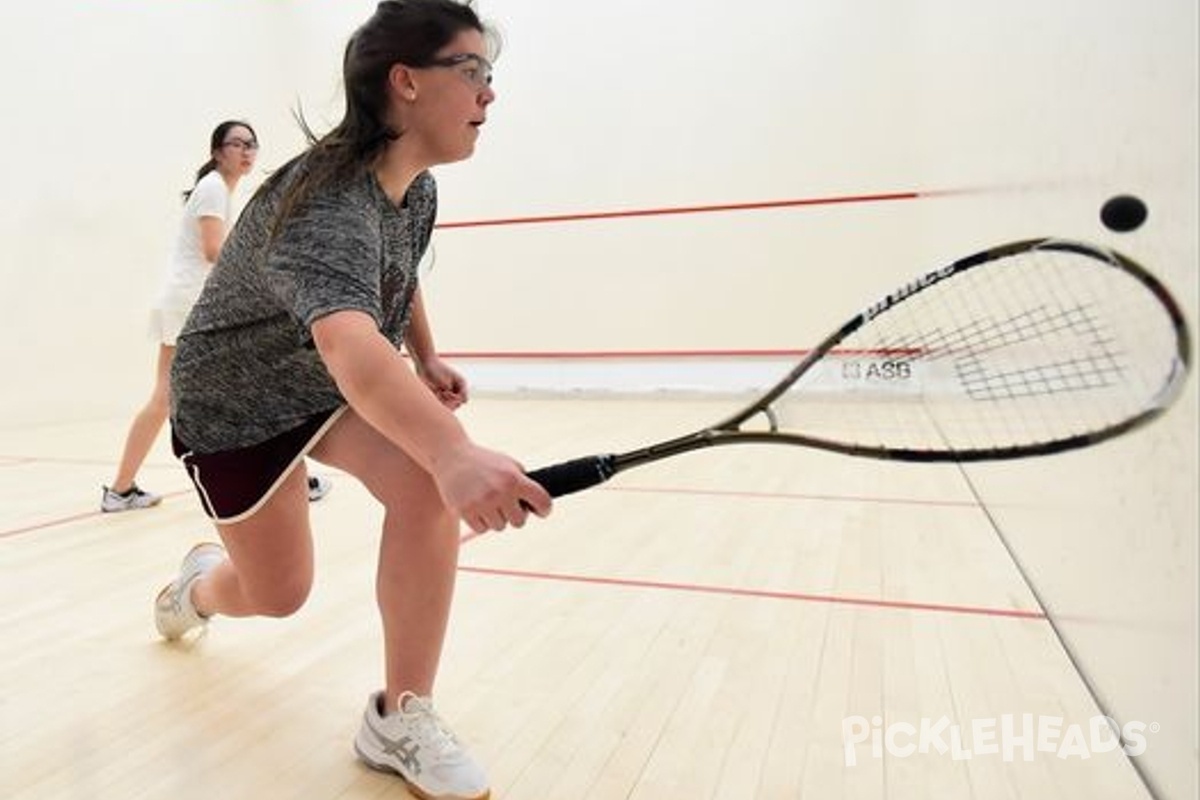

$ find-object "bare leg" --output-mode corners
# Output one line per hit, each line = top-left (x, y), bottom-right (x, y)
(111, 344), (173, 492)
(186, 409), (458, 713)
(190, 464), (315, 619)
(309, 410), (459, 711)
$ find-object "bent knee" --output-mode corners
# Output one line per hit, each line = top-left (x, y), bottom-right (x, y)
(246, 580), (311, 618)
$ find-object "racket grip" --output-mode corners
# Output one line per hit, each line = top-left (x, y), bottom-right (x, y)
(526, 454), (617, 498)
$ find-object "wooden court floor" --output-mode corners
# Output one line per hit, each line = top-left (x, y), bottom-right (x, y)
(0, 396), (1154, 799)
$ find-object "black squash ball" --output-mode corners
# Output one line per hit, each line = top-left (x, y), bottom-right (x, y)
(1100, 195), (1147, 232)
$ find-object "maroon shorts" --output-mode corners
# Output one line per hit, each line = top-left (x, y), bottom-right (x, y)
(171, 407), (345, 523)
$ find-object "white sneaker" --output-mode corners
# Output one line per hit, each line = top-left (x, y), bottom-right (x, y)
(307, 475), (332, 503)
(101, 484), (162, 512)
(155, 542), (226, 640)
(354, 691), (490, 800)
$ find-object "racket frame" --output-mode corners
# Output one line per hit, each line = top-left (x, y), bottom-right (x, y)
(528, 238), (1192, 496)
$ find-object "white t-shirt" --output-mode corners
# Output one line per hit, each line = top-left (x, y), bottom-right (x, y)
(156, 170), (232, 314)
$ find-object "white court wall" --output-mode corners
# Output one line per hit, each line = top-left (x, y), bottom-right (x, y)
(0, 1), (1196, 796)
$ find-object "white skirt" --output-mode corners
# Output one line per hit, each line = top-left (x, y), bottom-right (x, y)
(150, 281), (202, 346)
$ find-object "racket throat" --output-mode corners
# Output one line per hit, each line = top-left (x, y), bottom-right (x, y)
(614, 430), (722, 471)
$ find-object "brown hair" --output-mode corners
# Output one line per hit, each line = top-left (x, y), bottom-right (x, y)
(263, 0), (491, 230)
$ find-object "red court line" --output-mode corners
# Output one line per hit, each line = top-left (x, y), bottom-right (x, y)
(0, 454), (179, 468)
(0, 456), (35, 467)
(605, 484), (978, 508)
(2, 483), (971, 541)
(5, 490), (1018, 619)
(0, 489), (194, 540)
(0, 509), (111, 539)
(434, 190), (923, 229)
(442, 348), (807, 359)
(458, 564), (1046, 620)
(436, 347), (925, 360)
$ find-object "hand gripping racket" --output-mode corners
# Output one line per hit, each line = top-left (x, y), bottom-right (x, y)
(526, 238), (1191, 499)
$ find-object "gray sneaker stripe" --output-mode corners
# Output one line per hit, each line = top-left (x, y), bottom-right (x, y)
(366, 715), (423, 776)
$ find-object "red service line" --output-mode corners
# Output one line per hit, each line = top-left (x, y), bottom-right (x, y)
(438, 347), (923, 360)
(1, 509), (105, 539)
(0, 489), (194, 540)
(442, 348), (806, 360)
(434, 190), (927, 229)
(605, 484), (979, 509)
(458, 564), (1046, 621)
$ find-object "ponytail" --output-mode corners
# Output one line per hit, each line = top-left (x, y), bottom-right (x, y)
(182, 159), (218, 202)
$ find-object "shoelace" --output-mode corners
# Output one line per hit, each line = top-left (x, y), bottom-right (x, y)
(398, 693), (462, 757)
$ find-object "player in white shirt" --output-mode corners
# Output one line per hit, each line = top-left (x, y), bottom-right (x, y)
(101, 121), (312, 510)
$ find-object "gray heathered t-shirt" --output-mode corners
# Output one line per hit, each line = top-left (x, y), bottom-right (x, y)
(170, 157), (437, 453)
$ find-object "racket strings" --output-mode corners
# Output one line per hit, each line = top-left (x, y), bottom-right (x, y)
(773, 243), (1182, 453)
(869, 299), (1124, 404)
(951, 307), (1125, 399)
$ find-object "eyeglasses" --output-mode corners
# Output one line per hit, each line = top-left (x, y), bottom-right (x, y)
(425, 53), (493, 91)
(222, 138), (259, 151)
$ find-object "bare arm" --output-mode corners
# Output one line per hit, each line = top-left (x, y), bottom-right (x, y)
(404, 287), (437, 364)
(198, 215), (226, 264)
(311, 309), (549, 530)
(405, 287), (467, 408)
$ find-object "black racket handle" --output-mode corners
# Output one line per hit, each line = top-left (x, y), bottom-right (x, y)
(526, 454), (617, 499)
